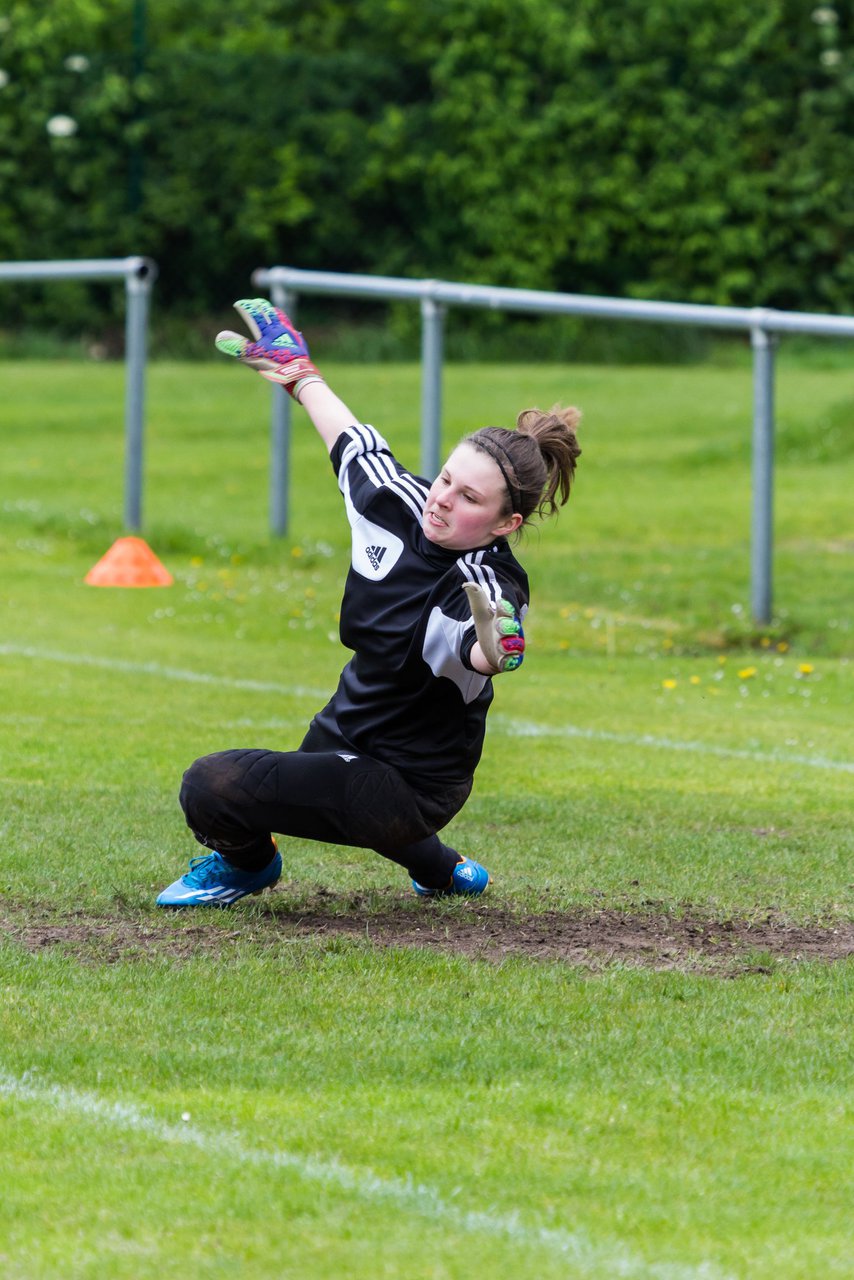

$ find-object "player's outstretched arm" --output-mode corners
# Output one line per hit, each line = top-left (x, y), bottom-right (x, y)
(463, 582), (526, 674)
(294, 380), (359, 453)
(216, 298), (355, 453)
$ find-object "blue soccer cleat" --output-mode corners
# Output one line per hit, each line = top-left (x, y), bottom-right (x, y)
(412, 855), (491, 898)
(156, 848), (282, 908)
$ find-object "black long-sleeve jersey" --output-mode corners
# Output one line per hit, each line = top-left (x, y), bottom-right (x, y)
(311, 423), (530, 789)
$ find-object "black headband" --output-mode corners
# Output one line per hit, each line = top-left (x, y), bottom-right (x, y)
(478, 438), (522, 515)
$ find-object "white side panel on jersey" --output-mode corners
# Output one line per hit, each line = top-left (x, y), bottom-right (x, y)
(422, 606), (488, 703)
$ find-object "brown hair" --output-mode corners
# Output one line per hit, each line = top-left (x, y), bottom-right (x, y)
(465, 404), (581, 531)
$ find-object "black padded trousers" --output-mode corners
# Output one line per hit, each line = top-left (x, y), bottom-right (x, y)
(178, 719), (472, 890)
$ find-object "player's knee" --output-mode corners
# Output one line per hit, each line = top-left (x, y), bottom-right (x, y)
(179, 750), (246, 826)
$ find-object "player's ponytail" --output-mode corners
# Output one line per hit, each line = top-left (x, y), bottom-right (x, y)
(465, 404), (581, 532)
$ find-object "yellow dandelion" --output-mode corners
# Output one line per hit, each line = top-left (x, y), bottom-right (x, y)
(291, 546), (303, 558)
(663, 679), (677, 690)
(738, 667), (757, 680)
(559, 640), (570, 650)
(799, 663), (814, 675)
(690, 675), (701, 685)
(190, 556), (204, 567)
(559, 606), (571, 618)
(760, 637), (771, 648)
(777, 641), (789, 653)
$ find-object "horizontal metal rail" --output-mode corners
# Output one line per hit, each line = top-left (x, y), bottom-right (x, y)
(255, 266), (854, 338)
(0, 256), (155, 283)
(253, 266), (854, 625)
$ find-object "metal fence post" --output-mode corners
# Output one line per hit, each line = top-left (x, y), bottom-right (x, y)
(123, 262), (153, 530)
(420, 294), (445, 479)
(750, 327), (777, 626)
(268, 283), (296, 536)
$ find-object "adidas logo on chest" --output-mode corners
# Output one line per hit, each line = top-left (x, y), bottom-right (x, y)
(351, 516), (404, 580)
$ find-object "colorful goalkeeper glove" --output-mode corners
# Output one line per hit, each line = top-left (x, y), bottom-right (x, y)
(215, 298), (325, 401)
(462, 582), (526, 672)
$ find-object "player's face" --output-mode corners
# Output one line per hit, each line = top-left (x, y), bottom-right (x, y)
(422, 444), (522, 550)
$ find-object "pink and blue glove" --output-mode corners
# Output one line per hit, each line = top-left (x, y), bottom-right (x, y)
(215, 298), (325, 401)
(463, 582), (526, 672)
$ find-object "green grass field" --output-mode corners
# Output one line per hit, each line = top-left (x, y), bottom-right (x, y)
(1, 357), (852, 1278)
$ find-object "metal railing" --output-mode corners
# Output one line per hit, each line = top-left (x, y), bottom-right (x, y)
(0, 256), (157, 530)
(253, 265), (854, 625)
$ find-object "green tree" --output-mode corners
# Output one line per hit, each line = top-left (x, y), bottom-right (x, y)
(1, 0), (852, 335)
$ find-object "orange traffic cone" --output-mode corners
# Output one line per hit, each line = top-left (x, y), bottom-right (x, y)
(85, 536), (174, 588)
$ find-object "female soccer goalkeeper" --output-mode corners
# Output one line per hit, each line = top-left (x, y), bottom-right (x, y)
(157, 299), (580, 907)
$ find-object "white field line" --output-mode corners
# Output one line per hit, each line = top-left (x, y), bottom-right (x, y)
(492, 716), (854, 774)
(2, 642), (851, 774)
(0, 642), (328, 701)
(0, 1070), (731, 1280)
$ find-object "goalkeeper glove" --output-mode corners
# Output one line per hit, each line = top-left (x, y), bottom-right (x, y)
(215, 298), (324, 401)
(462, 582), (526, 672)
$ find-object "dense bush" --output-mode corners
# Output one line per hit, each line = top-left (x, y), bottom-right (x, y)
(0, 0), (852, 344)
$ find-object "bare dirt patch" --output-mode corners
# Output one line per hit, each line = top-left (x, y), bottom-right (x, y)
(2, 893), (852, 974)
(278, 904), (854, 973)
